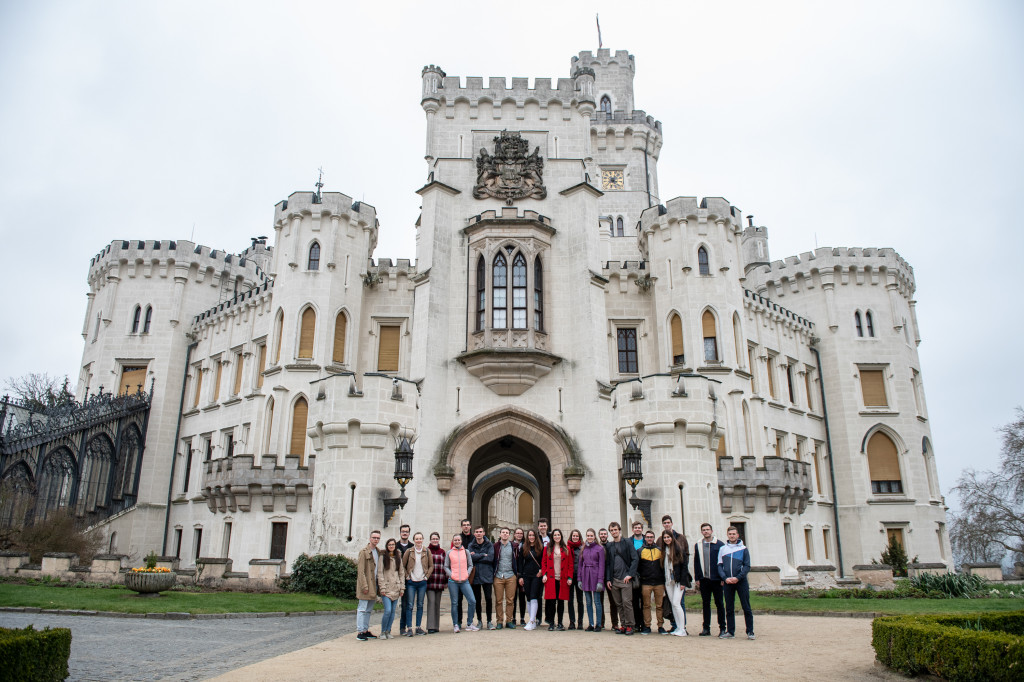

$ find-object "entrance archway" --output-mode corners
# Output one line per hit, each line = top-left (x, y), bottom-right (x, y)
(437, 407), (582, 535)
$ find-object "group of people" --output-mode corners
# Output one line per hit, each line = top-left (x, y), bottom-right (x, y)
(354, 516), (755, 642)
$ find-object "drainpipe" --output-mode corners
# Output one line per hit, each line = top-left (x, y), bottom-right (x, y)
(162, 341), (197, 555)
(643, 145), (652, 209)
(464, 234), (470, 353)
(811, 344), (844, 578)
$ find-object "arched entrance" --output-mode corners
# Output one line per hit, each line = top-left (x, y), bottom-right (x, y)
(437, 407), (582, 535)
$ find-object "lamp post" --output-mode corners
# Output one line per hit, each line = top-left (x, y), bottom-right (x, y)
(621, 437), (652, 527)
(383, 437), (414, 528)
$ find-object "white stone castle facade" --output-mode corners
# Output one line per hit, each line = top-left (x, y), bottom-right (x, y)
(72, 49), (949, 580)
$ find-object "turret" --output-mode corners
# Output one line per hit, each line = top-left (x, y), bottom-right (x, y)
(741, 216), (770, 274)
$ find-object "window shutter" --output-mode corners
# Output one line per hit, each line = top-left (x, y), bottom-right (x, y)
(804, 529), (813, 560)
(193, 367), (203, 407)
(701, 310), (716, 338)
(670, 315), (684, 363)
(256, 345), (267, 389)
(813, 447), (824, 494)
(860, 369), (888, 407)
(213, 361), (223, 401)
(333, 313), (347, 364)
(767, 357), (777, 398)
(298, 308), (316, 359)
(233, 353), (243, 395)
(378, 326), (400, 372)
(273, 314), (283, 363)
(804, 371), (814, 410)
(867, 432), (901, 482)
(715, 432), (726, 468)
(290, 397), (308, 461)
(119, 366), (147, 396)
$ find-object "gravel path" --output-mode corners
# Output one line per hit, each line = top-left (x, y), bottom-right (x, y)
(0, 611), (356, 681)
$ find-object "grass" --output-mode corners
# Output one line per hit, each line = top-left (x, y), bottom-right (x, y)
(0, 582), (358, 614)
(742, 595), (1024, 615)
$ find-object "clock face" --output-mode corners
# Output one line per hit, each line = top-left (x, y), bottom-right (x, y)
(602, 169), (624, 190)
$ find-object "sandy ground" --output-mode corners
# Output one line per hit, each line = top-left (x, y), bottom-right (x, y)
(208, 613), (899, 681)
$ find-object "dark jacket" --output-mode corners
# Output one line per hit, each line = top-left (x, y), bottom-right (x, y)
(468, 537), (495, 584)
(493, 539), (519, 577)
(667, 555), (692, 587)
(396, 540), (413, 556)
(519, 544), (543, 578)
(605, 537), (639, 582)
(637, 544), (665, 586)
(717, 542), (751, 582)
(693, 538), (724, 582)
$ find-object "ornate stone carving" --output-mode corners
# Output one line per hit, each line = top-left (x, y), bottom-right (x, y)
(473, 131), (546, 205)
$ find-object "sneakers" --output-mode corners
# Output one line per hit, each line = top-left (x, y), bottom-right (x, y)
(640, 627), (652, 635)
(495, 623), (503, 630)
(416, 627), (426, 635)
(658, 627), (668, 635)
(364, 631), (377, 639)
(403, 630), (414, 637)
(520, 619), (526, 625)
(466, 623), (480, 632)
(568, 623), (576, 630)
(673, 629), (688, 637)
(699, 628), (711, 637)
(595, 626), (603, 633)
(719, 632), (734, 639)
(487, 622), (496, 630)
(379, 632), (390, 640)
(556, 623), (565, 631)
(625, 627), (635, 636)
(547, 624), (555, 631)
(585, 625), (595, 632)
(453, 625), (460, 633)
(524, 620), (536, 631)
(356, 631), (368, 641)
(507, 622), (516, 630)
(747, 633), (756, 640)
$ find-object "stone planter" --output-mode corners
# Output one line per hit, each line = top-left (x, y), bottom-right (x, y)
(124, 571), (177, 596)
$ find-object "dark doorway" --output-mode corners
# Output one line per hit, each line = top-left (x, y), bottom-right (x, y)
(468, 436), (549, 534)
(270, 522), (288, 560)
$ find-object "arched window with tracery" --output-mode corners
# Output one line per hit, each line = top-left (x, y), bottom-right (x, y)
(38, 448), (76, 520)
(534, 256), (544, 331)
(476, 256), (486, 332)
(308, 242), (320, 271)
(600, 95), (612, 114)
(865, 310), (875, 337)
(0, 463), (35, 528)
(143, 305), (152, 333)
(492, 253), (507, 328)
(698, 247), (710, 276)
(112, 424), (143, 502)
(512, 252), (527, 329)
(77, 435), (115, 516)
(854, 311), (864, 337)
(867, 431), (902, 494)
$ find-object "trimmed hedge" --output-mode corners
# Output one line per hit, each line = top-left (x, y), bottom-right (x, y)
(0, 625), (72, 682)
(873, 611), (1024, 680)
(286, 553), (357, 599)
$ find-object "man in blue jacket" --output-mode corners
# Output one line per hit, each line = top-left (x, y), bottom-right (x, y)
(693, 522), (725, 637)
(717, 526), (755, 640)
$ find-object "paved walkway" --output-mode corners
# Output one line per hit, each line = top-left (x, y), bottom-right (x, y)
(0, 611), (356, 681)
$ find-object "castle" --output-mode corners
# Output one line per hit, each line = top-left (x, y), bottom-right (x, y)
(2, 49), (949, 583)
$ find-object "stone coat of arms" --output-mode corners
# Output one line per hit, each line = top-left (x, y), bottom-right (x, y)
(473, 131), (547, 205)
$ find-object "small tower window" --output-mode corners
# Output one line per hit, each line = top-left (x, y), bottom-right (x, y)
(616, 217), (624, 237)
(534, 256), (544, 331)
(475, 256), (485, 332)
(698, 247), (710, 276)
(702, 310), (719, 363)
(855, 311), (864, 337)
(865, 310), (875, 337)
(143, 306), (152, 334)
(308, 242), (320, 271)
(131, 306), (141, 334)
(600, 95), (612, 115)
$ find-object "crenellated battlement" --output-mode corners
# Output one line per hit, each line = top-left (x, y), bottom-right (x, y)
(88, 239), (267, 289)
(572, 49), (636, 72)
(428, 73), (580, 110)
(273, 191), (377, 228)
(192, 279), (274, 327)
(639, 196), (744, 233)
(591, 109), (662, 133)
(749, 246), (916, 297)
(742, 288), (815, 331)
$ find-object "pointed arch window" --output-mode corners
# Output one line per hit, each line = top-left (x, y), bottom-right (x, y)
(272, 310), (284, 364)
(332, 312), (347, 364)
(670, 313), (684, 365)
(512, 252), (527, 329)
(143, 306), (152, 333)
(616, 217), (624, 237)
(534, 256), (544, 331)
(492, 253), (507, 328)
(38, 448), (76, 520)
(308, 242), (320, 271)
(702, 310), (719, 363)
(476, 256), (486, 332)
(290, 397), (309, 464)
(867, 431), (902, 494)
(298, 307), (316, 359)
(854, 311), (864, 337)
(698, 247), (710, 276)
(77, 435), (115, 516)
(131, 305), (141, 333)
(865, 310), (875, 337)
(600, 95), (612, 115)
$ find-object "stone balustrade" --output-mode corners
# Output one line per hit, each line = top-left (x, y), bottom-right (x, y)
(717, 456), (814, 514)
(202, 453), (314, 513)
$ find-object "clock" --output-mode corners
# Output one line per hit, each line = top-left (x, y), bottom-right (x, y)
(601, 169), (624, 190)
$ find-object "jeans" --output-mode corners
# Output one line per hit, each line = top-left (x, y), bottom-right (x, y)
(356, 599), (374, 632)
(399, 589), (410, 632)
(699, 578), (726, 632)
(448, 580), (476, 628)
(583, 589), (603, 627)
(404, 580), (427, 629)
(381, 595), (398, 634)
(472, 582), (493, 624)
(724, 578), (754, 635)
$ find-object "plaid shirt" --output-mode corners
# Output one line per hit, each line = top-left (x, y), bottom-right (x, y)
(427, 544), (448, 591)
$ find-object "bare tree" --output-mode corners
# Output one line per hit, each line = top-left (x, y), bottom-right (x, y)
(950, 407), (1024, 568)
(3, 372), (74, 411)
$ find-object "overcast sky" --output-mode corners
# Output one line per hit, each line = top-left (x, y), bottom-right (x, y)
(1, 1), (1021, 506)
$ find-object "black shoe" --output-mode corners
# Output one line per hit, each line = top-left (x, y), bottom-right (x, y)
(616, 627), (627, 635)
(568, 623), (576, 630)
(520, 619), (526, 625)
(658, 627), (667, 635)
(356, 631), (368, 641)
(625, 627), (634, 636)
(595, 626), (602, 633)
(585, 625), (594, 632)
(699, 628), (711, 636)
(640, 627), (651, 635)
(427, 629), (438, 634)
(556, 624), (565, 631)
(364, 631), (377, 639)
(548, 624), (554, 631)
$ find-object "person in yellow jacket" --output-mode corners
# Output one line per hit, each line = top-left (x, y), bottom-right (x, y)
(636, 530), (667, 634)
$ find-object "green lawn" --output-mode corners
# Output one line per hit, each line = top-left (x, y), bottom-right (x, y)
(744, 595), (1024, 615)
(0, 583), (358, 614)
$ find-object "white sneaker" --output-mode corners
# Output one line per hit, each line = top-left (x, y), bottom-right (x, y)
(453, 625), (460, 633)
(524, 620), (535, 631)
(466, 623), (480, 632)
(673, 629), (688, 636)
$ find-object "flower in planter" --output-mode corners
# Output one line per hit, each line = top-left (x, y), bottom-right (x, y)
(131, 567), (172, 573)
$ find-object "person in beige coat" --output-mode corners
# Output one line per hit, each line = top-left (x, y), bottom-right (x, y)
(355, 530), (381, 641)
(402, 532), (434, 636)
(377, 538), (405, 639)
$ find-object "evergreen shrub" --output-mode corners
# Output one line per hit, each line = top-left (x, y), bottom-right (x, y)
(872, 611), (1024, 680)
(0, 625), (72, 682)
(286, 553), (357, 599)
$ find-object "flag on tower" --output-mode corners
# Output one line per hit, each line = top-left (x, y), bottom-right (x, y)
(596, 14), (602, 49)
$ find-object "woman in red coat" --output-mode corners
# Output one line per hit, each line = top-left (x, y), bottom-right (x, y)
(541, 528), (574, 631)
